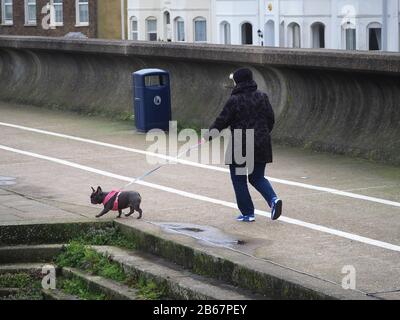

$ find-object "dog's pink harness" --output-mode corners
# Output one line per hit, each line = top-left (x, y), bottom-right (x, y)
(103, 190), (121, 211)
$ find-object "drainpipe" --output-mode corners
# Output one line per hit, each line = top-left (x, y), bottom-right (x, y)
(258, 0), (262, 46)
(382, 0), (388, 51)
(210, 0), (213, 43)
(277, 0), (280, 47)
(121, 0), (126, 40)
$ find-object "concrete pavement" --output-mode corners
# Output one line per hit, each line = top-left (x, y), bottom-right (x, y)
(0, 102), (399, 299)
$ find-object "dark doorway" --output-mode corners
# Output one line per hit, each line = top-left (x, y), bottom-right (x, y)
(241, 23), (253, 45)
(369, 28), (382, 50)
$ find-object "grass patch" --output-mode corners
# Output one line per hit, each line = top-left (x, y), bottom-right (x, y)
(56, 241), (127, 282)
(59, 277), (107, 300)
(0, 273), (42, 300)
(136, 278), (166, 300)
(55, 226), (166, 299)
(75, 226), (136, 249)
(0, 273), (33, 288)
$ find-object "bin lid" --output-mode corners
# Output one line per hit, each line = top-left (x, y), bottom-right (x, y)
(134, 68), (168, 76)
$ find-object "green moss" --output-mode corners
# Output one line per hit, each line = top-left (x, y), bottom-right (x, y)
(117, 225), (194, 270)
(55, 240), (166, 300)
(75, 226), (136, 249)
(136, 277), (166, 300)
(0, 273), (33, 288)
(0, 221), (113, 246)
(0, 273), (42, 300)
(59, 277), (107, 300)
(1, 290), (43, 301)
(56, 241), (126, 283)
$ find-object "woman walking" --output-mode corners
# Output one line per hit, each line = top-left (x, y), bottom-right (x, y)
(204, 68), (282, 222)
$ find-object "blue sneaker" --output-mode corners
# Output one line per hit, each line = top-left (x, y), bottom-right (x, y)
(236, 214), (255, 222)
(271, 198), (282, 221)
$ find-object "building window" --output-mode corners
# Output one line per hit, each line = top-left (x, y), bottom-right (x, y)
(342, 23), (356, 50)
(279, 21), (285, 46)
(367, 22), (382, 51)
(241, 22), (253, 45)
(265, 20), (275, 46)
(175, 17), (185, 42)
(346, 29), (356, 50)
(2, 0), (13, 25)
(288, 22), (301, 48)
(76, 0), (89, 26)
(163, 11), (171, 41)
(146, 17), (157, 41)
(311, 22), (325, 48)
(52, 0), (63, 25)
(130, 16), (138, 40)
(220, 21), (231, 44)
(25, 0), (36, 25)
(194, 17), (207, 42)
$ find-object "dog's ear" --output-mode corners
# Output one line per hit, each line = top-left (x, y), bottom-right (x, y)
(91, 187), (95, 193)
(97, 186), (102, 193)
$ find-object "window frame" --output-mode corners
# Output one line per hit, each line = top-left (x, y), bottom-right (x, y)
(194, 17), (207, 43)
(76, 0), (89, 26)
(130, 16), (138, 40)
(51, 0), (63, 27)
(342, 22), (356, 50)
(367, 22), (382, 51)
(240, 21), (253, 45)
(24, 0), (37, 26)
(311, 22), (325, 49)
(2, 0), (13, 25)
(146, 17), (157, 41)
(220, 21), (231, 45)
(287, 22), (301, 48)
(345, 28), (356, 50)
(175, 17), (185, 42)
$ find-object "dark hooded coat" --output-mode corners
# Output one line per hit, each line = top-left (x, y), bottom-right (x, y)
(208, 77), (275, 165)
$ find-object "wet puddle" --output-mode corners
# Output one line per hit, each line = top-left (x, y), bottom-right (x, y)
(0, 176), (16, 186)
(154, 222), (245, 248)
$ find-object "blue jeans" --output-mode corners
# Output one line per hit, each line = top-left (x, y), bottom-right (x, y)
(229, 163), (277, 216)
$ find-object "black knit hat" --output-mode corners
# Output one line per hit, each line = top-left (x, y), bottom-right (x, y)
(233, 68), (253, 84)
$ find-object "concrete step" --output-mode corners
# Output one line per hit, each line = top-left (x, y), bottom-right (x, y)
(42, 289), (80, 300)
(0, 263), (46, 274)
(0, 244), (63, 264)
(0, 220), (113, 246)
(0, 288), (19, 298)
(61, 267), (139, 300)
(115, 220), (374, 300)
(93, 246), (264, 300)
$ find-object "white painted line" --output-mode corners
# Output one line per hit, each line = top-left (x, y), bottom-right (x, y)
(1, 143), (400, 253)
(1, 121), (400, 208)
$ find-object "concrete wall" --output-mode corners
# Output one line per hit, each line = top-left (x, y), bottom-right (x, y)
(0, 36), (399, 164)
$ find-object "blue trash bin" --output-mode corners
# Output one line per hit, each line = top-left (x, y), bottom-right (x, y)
(133, 69), (172, 133)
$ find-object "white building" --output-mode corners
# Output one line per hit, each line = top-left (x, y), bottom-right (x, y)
(127, 0), (400, 51)
(127, 0), (211, 43)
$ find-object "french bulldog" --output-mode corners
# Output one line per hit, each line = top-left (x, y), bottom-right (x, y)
(90, 186), (142, 219)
